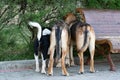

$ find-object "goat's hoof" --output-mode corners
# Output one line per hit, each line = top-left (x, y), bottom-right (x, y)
(65, 62), (70, 67)
(63, 73), (69, 76)
(48, 73), (53, 76)
(56, 63), (61, 68)
(71, 62), (75, 66)
(35, 69), (40, 72)
(109, 67), (116, 71)
(80, 72), (84, 74)
(78, 72), (84, 74)
(47, 71), (53, 76)
(41, 70), (46, 74)
(90, 70), (95, 73)
(66, 64), (70, 68)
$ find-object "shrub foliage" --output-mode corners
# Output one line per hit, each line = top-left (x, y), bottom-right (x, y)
(0, 0), (119, 61)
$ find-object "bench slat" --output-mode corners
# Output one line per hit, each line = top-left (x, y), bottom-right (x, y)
(83, 9), (120, 53)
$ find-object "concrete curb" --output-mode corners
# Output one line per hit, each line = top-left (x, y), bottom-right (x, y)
(0, 54), (119, 71)
(0, 60), (36, 71)
(0, 58), (109, 71)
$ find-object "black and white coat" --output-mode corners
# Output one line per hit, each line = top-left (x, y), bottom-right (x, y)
(28, 21), (51, 74)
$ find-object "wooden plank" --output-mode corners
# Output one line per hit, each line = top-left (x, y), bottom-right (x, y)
(83, 9), (120, 53)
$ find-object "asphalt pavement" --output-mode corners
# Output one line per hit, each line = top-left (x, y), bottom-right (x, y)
(0, 54), (120, 80)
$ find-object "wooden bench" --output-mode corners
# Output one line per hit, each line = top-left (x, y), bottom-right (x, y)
(83, 9), (120, 71)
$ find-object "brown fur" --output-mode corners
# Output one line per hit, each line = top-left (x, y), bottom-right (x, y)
(48, 20), (70, 76)
(64, 12), (95, 74)
(75, 8), (86, 23)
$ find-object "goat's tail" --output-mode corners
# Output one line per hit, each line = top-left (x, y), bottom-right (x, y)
(55, 26), (62, 60)
(28, 21), (42, 41)
(77, 26), (90, 53)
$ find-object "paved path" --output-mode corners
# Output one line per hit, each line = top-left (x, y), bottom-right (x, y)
(0, 60), (120, 80)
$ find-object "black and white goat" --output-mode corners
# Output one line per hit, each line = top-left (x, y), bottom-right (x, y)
(28, 21), (51, 74)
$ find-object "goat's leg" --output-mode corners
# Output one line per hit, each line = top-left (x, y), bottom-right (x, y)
(89, 40), (95, 73)
(89, 50), (95, 73)
(61, 29), (69, 76)
(70, 45), (75, 66)
(106, 53), (116, 71)
(65, 52), (70, 67)
(78, 52), (84, 74)
(41, 53), (47, 74)
(34, 54), (40, 72)
(61, 49), (69, 76)
(48, 48), (55, 76)
(48, 29), (56, 75)
(34, 39), (40, 72)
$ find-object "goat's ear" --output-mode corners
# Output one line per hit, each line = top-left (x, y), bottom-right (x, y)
(76, 8), (84, 14)
(76, 8), (80, 13)
(63, 15), (67, 20)
(63, 12), (70, 20)
(63, 12), (73, 20)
